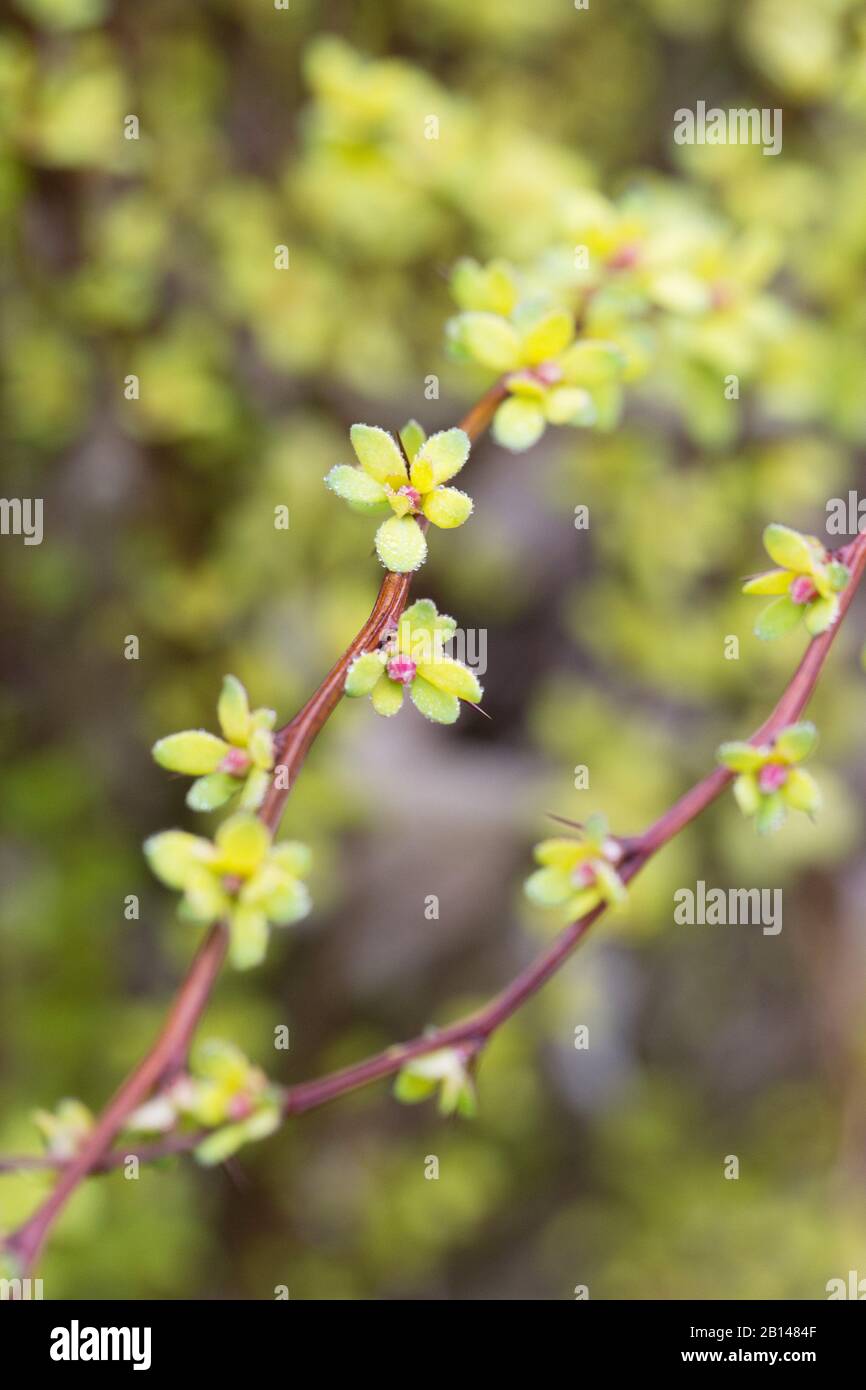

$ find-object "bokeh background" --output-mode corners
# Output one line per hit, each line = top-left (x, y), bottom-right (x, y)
(2, 0), (866, 1300)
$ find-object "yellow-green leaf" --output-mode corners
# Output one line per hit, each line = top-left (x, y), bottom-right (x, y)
(544, 385), (596, 426)
(228, 905), (269, 970)
(524, 865), (573, 907)
(349, 423), (407, 486)
(152, 730), (230, 775)
(371, 673), (405, 716)
(762, 523), (817, 572)
(144, 830), (214, 889)
(217, 675), (251, 744)
(457, 311), (521, 371)
(518, 307), (573, 365)
(416, 656), (482, 702)
(414, 427), (470, 485)
(804, 595), (838, 635)
(325, 463), (389, 514)
(754, 595), (801, 641)
(774, 722), (817, 763)
(345, 651), (386, 697)
(782, 767), (821, 815)
(399, 418), (426, 462)
(733, 774), (760, 818)
(492, 397), (546, 452)
(422, 486), (473, 530)
(215, 815), (270, 876)
(375, 515), (428, 572)
(558, 339), (627, 386)
(186, 772), (238, 812)
(409, 675), (460, 724)
(742, 569), (792, 596)
(716, 741), (767, 773)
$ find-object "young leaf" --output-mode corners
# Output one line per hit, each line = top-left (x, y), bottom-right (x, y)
(457, 312), (521, 371)
(732, 774), (760, 818)
(239, 767), (270, 811)
(416, 656), (482, 702)
(755, 792), (786, 835)
(415, 427), (471, 485)
(518, 307), (573, 364)
(325, 464), (389, 513)
(754, 595), (802, 640)
(270, 840), (313, 879)
(259, 876), (311, 927)
(186, 772), (238, 812)
(371, 673), (404, 716)
(152, 730), (230, 775)
(544, 386), (596, 426)
(217, 675), (251, 745)
(375, 515), (428, 572)
(524, 865), (573, 907)
(717, 741), (767, 773)
(145, 830), (213, 889)
(492, 397), (546, 452)
(774, 722), (817, 763)
(399, 418), (426, 463)
(229, 905), (269, 970)
(782, 767), (821, 815)
(349, 424), (407, 486)
(216, 815), (270, 876)
(804, 595), (838, 636)
(559, 339), (626, 385)
(345, 650), (386, 697)
(421, 487), (473, 529)
(742, 569), (792, 596)
(762, 523), (817, 572)
(409, 675), (460, 724)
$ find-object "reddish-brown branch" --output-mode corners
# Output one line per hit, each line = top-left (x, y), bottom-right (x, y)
(1, 380), (507, 1274)
(259, 379), (507, 833)
(634, 531), (866, 861)
(3, 922), (228, 1271)
(234, 531), (866, 1121)
(12, 532), (865, 1181)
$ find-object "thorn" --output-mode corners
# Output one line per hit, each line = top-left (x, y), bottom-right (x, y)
(468, 701), (492, 721)
(546, 811), (584, 830)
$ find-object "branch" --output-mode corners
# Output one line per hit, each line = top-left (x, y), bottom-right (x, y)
(1, 380), (507, 1274)
(12, 533), (864, 1179)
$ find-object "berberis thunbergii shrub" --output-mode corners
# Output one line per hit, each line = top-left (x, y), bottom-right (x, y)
(3, 19), (865, 1290)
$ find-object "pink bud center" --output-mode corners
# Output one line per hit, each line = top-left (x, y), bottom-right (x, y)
(710, 282), (734, 311)
(220, 747), (251, 776)
(571, 861), (597, 888)
(758, 762), (788, 794)
(533, 362), (564, 386)
(397, 486), (422, 512)
(222, 873), (244, 896)
(386, 655), (417, 685)
(227, 1092), (254, 1122)
(606, 244), (640, 271)
(790, 575), (817, 605)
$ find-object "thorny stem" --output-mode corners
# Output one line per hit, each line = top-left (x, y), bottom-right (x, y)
(1, 380), (507, 1276)
(10, 532), (866, 1187)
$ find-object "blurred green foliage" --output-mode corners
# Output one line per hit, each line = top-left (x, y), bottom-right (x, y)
(2, 0), (866, 1299)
